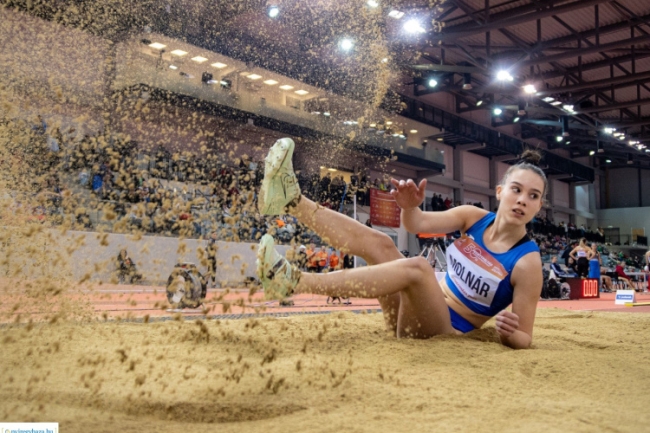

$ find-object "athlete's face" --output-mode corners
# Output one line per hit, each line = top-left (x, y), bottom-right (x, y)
(496, 168), (544, 225)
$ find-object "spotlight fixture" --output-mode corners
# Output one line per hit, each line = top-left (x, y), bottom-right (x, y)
(496, 70), (514, 82)
(556, 136), (564, 142)
(493, 108), (503, 116)
(589, 150), (595, 156)
(462, 74), (472, 90)
(339, 38), (354, 51)
(476, 99), (484, 107)
(404, 19), (425, 34)
(603, 127), (616, 134)
(562, 104), (574, 112)
(148, 42), (166, 50)
(427, 78), (438, 88)
(605, 159), (612, 163)
(268, 5), (280, 18)
(523, 84), (536, 94)
(513, 117), (520, 123)
(542, 97), (555, 103)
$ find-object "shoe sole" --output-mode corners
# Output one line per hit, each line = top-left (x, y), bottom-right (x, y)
(261, 138), (294, 214)
(257, 234), (276, 282)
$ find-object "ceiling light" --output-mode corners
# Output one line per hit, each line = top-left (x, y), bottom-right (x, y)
(476, 100), (483, 107)
(170, 49), (188, 56)
(369, 123), (377, 128)
(589, 150), (595, 156)
(295, 90), (309, 95)
(427, 78), (438, 88)
(606, 159), (611, 163)
(323, 112), (331, 116)
(148, 42), (166, 50)
(279, 85), (294, 90)
(629, 140), (639, 145)
(169, 65), (178, 70)
(191, 56), (208, 63)
(381, 58), (389, 63)
(542, 97), (555, 103)
(328, 168), (338, 172)
(385, 121), (393, 125)
(493, 108), (503, 116)
(523, 84), (536, 94)
(211, 62), (227, 69)
(551, 101), (562, 106)
(604, 127), (616, 134)
(404, 19), (426, 34)
(437, 138), (443, 142)
(339, 38), (354, 51)
(247, 74), (262, 80)
(263, 79), (278, 85)
(388, 10), (405, 19)
(513, 117), (520, 123)
(367, 0), (379, 7)
(410, 129), (418, 133)
(268, 6), (280, 18)
(556, 136), (564, 142)
(562, 104), (574, 111)
(496, 70), (514, 82)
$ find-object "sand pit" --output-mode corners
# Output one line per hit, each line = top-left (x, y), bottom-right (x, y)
(1, 308), (649, 432)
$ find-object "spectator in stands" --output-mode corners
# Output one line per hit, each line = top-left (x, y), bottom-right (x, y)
(550, 255), (576, 278)
(306, 242), (319, 273)
(316, 245), (329, 273)
(207, 231), (218, 288)
(567, 257), (579, 275)
(562, 241), (577, 267)
(615, 261), (635, 290)
(116, 249), (141, 284)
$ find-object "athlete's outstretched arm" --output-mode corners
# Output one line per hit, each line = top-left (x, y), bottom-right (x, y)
(496, 252), (543, 349)
(390, 178), (487, 235)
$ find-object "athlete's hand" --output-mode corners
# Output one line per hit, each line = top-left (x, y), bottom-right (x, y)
(495, 310), (520, 338)
(390, 178), (427, 209)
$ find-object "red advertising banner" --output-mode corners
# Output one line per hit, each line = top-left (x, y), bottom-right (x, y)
(369, 188), (401, 228)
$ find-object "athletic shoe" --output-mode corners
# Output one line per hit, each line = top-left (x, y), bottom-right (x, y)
(259, 138), (300, 215)
(256, 234), (301, 300)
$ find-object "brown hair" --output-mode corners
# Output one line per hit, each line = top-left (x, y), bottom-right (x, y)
(499, 149), (548, 198)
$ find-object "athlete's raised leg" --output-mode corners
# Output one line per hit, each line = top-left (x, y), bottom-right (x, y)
(258, 138), (403, 331)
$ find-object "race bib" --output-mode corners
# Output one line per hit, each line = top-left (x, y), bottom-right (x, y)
(446, 237), (507, 308)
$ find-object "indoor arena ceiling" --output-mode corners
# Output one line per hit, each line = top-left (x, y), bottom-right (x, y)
(6, 0), (650, 169)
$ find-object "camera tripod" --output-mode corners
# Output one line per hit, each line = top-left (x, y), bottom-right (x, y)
(418, 238), (447, 272)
